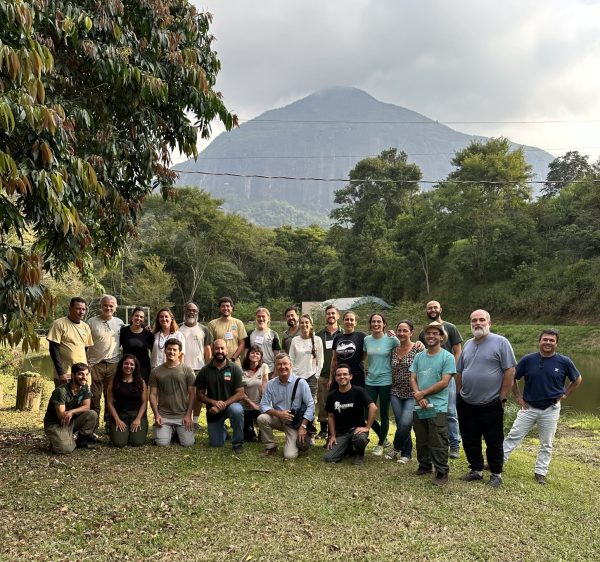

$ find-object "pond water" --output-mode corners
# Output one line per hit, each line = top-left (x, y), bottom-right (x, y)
(19, 353), (600, 414)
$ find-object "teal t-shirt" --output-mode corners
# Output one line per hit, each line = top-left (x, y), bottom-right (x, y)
(409, 349), (456, 412)
(364, 334), (400, 386)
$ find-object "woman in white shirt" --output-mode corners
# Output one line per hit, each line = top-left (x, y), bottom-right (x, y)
(289, 313), (324, 402)
(151, 307), (185, 368)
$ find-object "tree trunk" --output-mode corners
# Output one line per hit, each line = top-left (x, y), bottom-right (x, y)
(15, 373), (43, 412)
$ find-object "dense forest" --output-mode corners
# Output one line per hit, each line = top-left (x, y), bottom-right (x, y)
(71, 139), (600, 323)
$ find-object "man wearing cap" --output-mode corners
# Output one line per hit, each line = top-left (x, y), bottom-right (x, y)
(418, 300), (463, 458)
(503, 329), (582, 484)
(456, 309), (516, 487)
(410, 322), (456, 486)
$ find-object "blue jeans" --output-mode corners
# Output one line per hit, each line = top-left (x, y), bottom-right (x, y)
(207, 403), (244, 447)
(390, 395), (414, 458)
(447, 378), (460, 449)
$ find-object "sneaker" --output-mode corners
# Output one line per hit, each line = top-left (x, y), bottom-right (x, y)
(317, 430), (328, 440)
(489, 474), (503, 488)
(385, 449), (399, 460)
(415, 466), (432, 476)
(382, 439), (392, 448)
(372, 445), (384, 456)
(459, 470), (483, 482)
(449, 448), (460, 459)
(262, 446), (278, 457)
(432, 472), (449, 486)
(352, 454), (365, 466)
(397, 456), (411, 464)
(534, 473), (547, 485)
(233, 445), (243, 455)
(88, 433), (101, 443)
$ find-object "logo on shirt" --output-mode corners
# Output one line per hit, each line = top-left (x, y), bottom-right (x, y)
(334, 401), (355, 413)
(224, 370), (231, 381)
(336, 339), (356, 360)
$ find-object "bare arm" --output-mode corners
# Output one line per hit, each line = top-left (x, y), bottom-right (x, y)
(106, 378), (124, 429)
(57, 398), (91, 426)
(500, 367), (515, 401)
(563, 375), (582, 399)
(455, 372), (462, 396)
(413, 374), (453, 403)
(452, 343), (462, 364)
(182, 384), (195, 430)
(149, 385), (162, 426)
(131, 381), (148, 431)
(203, 344), (212, 365)
(355, 402), (378, 434)
(329, 351), (338, 388)
(232, 339), (245, 362)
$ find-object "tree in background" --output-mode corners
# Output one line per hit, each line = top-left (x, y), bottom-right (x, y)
(1, 0), (235, 349)
(123, 255), (175, 315)
(542, 151), (594, 197)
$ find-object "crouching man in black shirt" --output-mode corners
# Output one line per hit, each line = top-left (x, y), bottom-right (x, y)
(324, 364), (377, 465)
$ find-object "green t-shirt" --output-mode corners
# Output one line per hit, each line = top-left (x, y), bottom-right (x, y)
(149, 363), (195, 418)
(409, 349), (456, 412)
(195, 360), (243, 422)
(43, 383), (92, 426)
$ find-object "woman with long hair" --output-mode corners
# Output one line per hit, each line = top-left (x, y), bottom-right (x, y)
(363, 312), (400, 456)
(120, 306), (154, 382)
(241, 345), (269, 441)
(385, 320), (426, 463)
(289, 313), (324, 402)
(245, 307), (281, 376)
(330, 310), (367, 389)
(106, 354), (148, 447)
(151, 307), (185, 368)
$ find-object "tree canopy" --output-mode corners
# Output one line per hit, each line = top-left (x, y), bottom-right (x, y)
(0, 0), (236, 349)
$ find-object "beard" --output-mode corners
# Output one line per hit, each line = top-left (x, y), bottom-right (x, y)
(287, 319), (297, 327)
(214, 352), (226, 362)
(185, 316), (197, 326)
(427, 311), (440, 321)
(471, 326), (490, 338)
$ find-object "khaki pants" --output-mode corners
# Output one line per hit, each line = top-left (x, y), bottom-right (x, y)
(257, 413), (309, 459)
(90, 362), (117, 427)
(44, 410), (98, 454)
(317, 376), (330, 424)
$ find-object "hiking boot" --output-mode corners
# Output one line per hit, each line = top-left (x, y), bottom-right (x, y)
(397, 456), (411, 464)
(352, 454), (365, 466)
(233, 445), (243, 455)
(432, 472), (449, 486)
(385, 449), (399, 460)
(382, 439), (392, 448)
(317, 429), (328, 440)
(415, 466), (432, 476)
(262, 446), (278, 457)
(534, 473), (547, 485)
(489, 474), (503, 488)
(460, 470), (483, 482)
(372, 445), (384, 456)
(87, 433), (101, 443)
(449, 448), (460, 459)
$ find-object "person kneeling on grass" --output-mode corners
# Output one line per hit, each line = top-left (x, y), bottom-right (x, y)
(324, 364), (377, 465)
(195, 339), (245, 454)
(258, 353), (314, 460)
(410, 322), (456, 486)
(106, 354), (148, 447)
(149, 339), (195, 447)
(43, 362), (98, 453)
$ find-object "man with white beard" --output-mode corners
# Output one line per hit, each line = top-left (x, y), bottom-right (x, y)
(179, 302), (213, 426)
(456, 309), (516, 488)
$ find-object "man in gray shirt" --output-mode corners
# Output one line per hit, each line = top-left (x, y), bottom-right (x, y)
(456, 309), (516, 487)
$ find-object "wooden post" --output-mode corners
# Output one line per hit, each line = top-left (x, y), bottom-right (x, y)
(16, 372), (43, 412)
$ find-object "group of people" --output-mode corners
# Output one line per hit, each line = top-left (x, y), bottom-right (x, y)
(43, 296), (582, 486)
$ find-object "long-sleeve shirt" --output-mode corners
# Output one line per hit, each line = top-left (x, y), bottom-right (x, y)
(289, 335), (324, 379)
(259, 374), (315, 421)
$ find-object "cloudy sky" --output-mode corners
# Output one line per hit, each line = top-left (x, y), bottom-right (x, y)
(189, 0), (600, 164)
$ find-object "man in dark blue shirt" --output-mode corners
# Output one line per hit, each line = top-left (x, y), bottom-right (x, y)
(503, 329), (582, 484)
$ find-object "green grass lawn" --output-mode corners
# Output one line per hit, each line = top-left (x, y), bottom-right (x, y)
(1, 375), (599, 561)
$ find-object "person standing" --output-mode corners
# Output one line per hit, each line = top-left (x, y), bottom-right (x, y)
(418, 300), (463, 459)
(120, 307), (154, 382)
(456, 309), (516, 487)
(196, 339), (245, 453)
(245, 307), (281, 375)
(289, 314), (324, 404)
(208, 297), (247, 365)
(503, 329), (582, 484)
(363, 312), (399, 456)
(149, 339), (195, 447)
(43, 363), (98, 453)
(410, 322), (456, 486)
(282, 307), (300, 353)
(47, 297), (93, 386)
(324, 364), (377, 465)
(151, 307), (186, 369)
(87, 294), (124, 432)
(331, 311), (367, 388)
(316, 305), (343, 440)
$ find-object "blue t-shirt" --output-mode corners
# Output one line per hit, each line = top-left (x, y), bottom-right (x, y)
(516, 352), (580, 409)
(364, 334), (400, 386)
(410, 349), (456, 412)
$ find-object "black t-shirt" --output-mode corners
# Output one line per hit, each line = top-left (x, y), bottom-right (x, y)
(120, 326), (154, 381)
(332, 331), (366, 383)
(113, 380), (144, 414)
(325, 386), (373, 435)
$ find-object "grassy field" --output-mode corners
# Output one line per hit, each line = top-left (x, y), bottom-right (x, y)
(1, 374), (599, 561)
